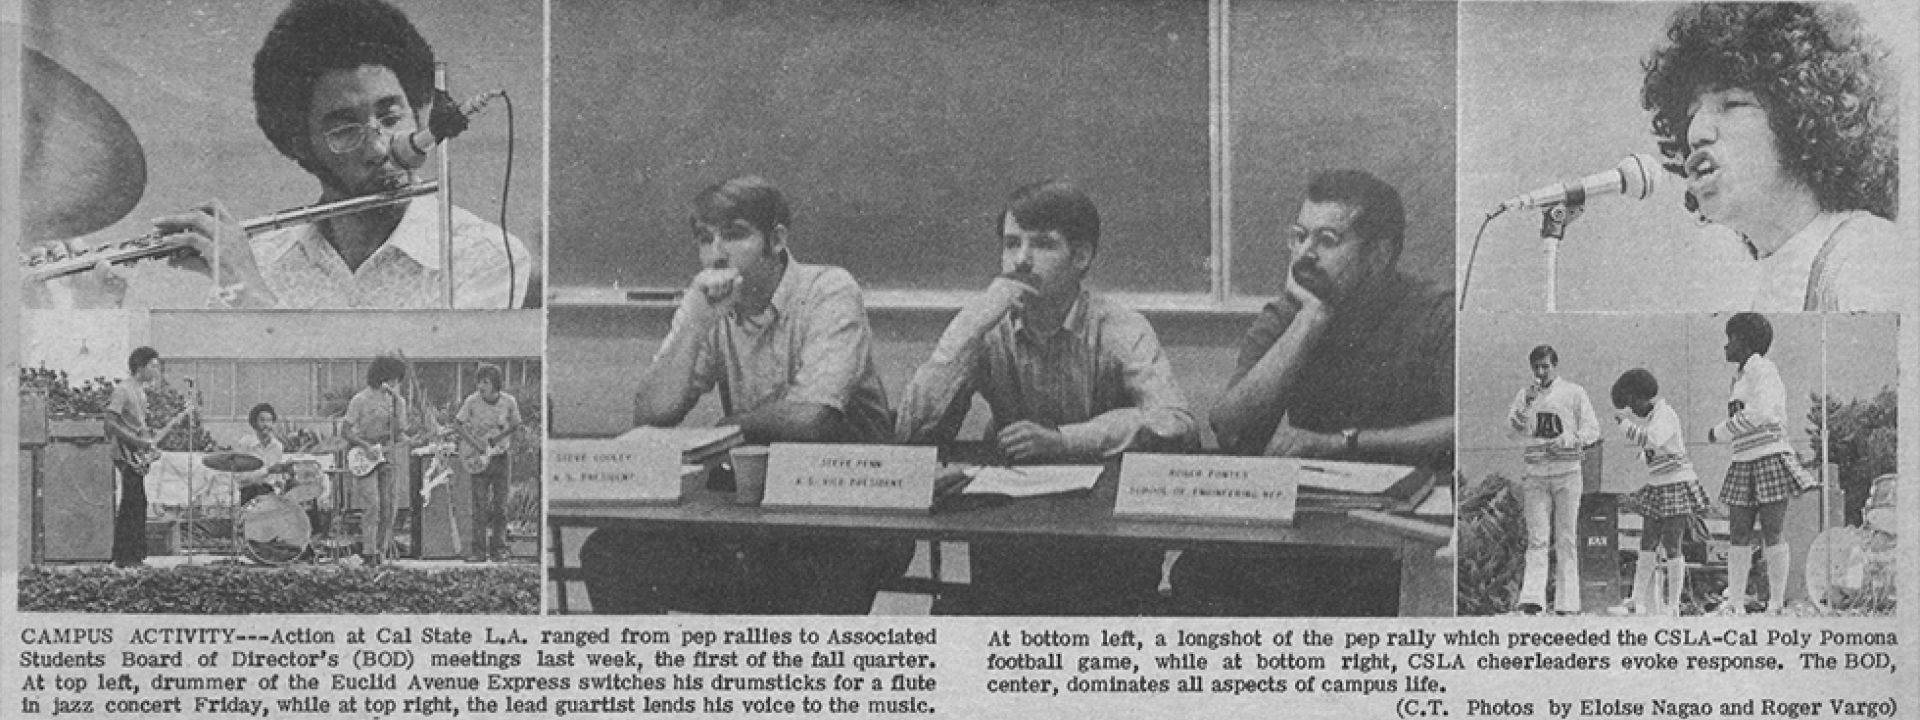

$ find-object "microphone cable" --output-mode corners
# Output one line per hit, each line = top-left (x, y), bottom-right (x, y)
(498, 91), (517, 309)
(1457, 207), (1501, 311)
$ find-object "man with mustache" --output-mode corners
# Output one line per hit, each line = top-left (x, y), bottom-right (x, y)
(1175, 169), (1454, 616)
(46, 0), (530, 309)
(897, 180), (1198, 615)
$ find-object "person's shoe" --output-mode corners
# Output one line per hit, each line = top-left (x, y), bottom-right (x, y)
(1554, 610), (1580, 617)
(1605, 603), (1642, 616)
(1709, 601), (1745, 616)
(1508, 603), (1544, 617)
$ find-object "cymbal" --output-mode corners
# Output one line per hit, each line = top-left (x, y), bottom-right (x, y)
(23, 47), (147, 243)
(308, 437), (352, 454)
(203, 452), (265, 474)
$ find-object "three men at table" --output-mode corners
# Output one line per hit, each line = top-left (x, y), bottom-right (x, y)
(581, 176), (909, 614)
(897, 180), (1199, 614)
(596, 171), (1449, 616)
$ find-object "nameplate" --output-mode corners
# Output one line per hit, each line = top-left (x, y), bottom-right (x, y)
(547, 434), (695, 504)
(762, 444), (937, 514)
(1114, 454), (1296, 525)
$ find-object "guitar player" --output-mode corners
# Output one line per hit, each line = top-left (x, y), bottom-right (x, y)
(103, 347), (164, 569)
(455, 364), (523, 563)
(341, 356), (412, 566)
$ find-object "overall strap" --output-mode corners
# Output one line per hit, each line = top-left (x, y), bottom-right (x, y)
(1803, 212), (1863, 311)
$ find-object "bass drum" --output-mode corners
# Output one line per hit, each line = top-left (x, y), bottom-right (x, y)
(238, 494), (310, 566)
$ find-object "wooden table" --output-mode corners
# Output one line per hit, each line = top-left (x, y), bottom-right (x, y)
(548, 459), (1454, 616)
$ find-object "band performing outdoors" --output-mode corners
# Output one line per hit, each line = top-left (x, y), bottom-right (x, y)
(19, 309), (544, 614)
(20, 0), (534, 310)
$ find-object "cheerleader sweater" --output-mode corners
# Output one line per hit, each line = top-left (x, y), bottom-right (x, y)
(1709, 354), (1795, 462)
(1618, 398), (1697, 486)
(1508, 378), (1600, 477)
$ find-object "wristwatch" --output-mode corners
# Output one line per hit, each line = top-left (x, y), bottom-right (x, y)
(1342, 427), (1360, 455)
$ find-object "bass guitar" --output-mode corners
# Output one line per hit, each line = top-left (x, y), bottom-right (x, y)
(128, 380), (198, 472)
(451, 420), (525, 474)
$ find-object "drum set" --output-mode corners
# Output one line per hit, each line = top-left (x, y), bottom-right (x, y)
(201, 444), (356, 567)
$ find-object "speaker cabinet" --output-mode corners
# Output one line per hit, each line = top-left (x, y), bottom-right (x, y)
(38, 420), (116, 563)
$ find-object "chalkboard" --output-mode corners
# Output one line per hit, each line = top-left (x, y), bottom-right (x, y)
(551, 0), (1212, 294)
(1229, 1), (1457, 298)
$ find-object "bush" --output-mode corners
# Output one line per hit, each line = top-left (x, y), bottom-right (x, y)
(1456, 473), (1525, 616)
(1805, 388), (1897, 527)
(18, 564), (539, 614)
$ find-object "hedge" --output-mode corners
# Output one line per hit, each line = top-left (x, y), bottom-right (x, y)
(18, 564), (539, 614)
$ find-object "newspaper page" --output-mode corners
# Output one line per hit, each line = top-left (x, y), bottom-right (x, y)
(3, 0), (1916, 718)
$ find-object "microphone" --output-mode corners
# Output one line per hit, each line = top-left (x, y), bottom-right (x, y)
(389, 89), (507, 169)
(1497, 154), (1662, 213)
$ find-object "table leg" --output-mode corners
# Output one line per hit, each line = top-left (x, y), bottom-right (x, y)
(549, 522), (568, 614)
(1398, 543), (1455, 617)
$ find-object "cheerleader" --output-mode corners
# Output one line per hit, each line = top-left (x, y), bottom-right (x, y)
(1708, 313), (1817, 614)
(1609, 369), (1710, 616)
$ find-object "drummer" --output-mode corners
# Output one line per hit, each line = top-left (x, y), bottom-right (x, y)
(232, 403), (287, 504)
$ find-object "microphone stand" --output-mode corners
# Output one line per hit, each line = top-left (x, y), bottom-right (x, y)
(436, 63), (457, 309)
(1537, 201), (1585, 313)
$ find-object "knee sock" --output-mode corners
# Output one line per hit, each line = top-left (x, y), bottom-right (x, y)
(1764, 543), (1792, 612)
(1726, 546), (1752, 611)
(1630, 551), (1658, 611)
(1664, 557), (1687, 616)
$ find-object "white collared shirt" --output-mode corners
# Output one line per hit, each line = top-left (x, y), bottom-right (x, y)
(252, 199), (531, 309)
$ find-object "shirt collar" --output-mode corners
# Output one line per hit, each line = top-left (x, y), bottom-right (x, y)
(287, 198), (441, 271)
(380, 198), (444, 269)
(1014, 290), (1089, 342)
(733, 253), (801, 330)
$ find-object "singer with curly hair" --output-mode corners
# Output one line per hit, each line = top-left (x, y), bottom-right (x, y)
(1641, 2), (1902, 311)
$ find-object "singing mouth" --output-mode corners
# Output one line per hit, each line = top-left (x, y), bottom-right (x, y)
(1684, 152), (1718, 181)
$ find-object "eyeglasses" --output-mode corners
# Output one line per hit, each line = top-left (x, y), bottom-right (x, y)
(320, 112), (414, 155)
(1283, 225), (1354, 251)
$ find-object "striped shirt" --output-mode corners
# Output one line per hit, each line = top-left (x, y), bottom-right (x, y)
(1710, 354), (1794, 461)
(1619, 398), (1696, 485)
(897, 291), (1197, 459)
(665, 259), (893, 443)
(1508, 378), (1599, 477)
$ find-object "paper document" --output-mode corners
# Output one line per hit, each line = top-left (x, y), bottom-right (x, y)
(1414, 485), (1454, 517)
(619, 425), (743, 462)
(1289, 459), (1417, 495)
(962, 465), (1103, 497)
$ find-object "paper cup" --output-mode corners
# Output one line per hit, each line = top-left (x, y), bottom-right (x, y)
(730, 446), (771, 505)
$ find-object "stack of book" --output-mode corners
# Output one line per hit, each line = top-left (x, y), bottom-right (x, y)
(1290, 459), (1439, 514)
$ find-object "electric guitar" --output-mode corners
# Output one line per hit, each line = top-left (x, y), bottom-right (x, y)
(127, 380), (198, 472)
(345, 426), (440, 477)
(450, 420), (525, 474)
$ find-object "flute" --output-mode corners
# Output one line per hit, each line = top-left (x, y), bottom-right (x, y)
(21, 182), (438, 283)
